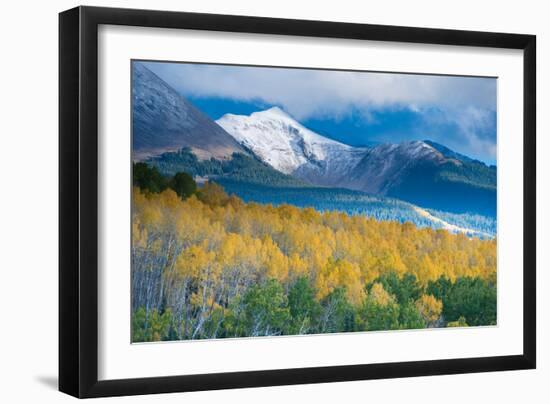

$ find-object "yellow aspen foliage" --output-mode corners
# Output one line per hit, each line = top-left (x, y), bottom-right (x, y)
(417, 255), (438, 286)
(132, 187), (496, 330)
(369, 282), (395, 306)
(315, 259), (365, 304)
(415, 295), (443, 325)
(335, 260), (365, 305)
(145, 184), (493, 289)
(176, 242), (213, 279)
(261, 236), (289, 282)
(288, 253), (309, 280)
(131, 182), (499, 341)
(315, 259), (340, 301)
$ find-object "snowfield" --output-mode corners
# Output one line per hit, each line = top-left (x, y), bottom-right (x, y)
(217, 107), (367, 178)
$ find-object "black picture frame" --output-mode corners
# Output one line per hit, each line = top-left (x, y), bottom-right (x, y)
(59, 5), (536, 398)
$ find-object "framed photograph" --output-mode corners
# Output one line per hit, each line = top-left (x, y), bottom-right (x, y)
(59, 6), (536, 398)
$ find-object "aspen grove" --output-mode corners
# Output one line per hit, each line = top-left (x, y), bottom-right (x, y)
(131, 166), (497, 342)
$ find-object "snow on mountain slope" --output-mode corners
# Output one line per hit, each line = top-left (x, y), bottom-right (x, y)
(216, 107), (367, 185)
(412, 206), (493, 238)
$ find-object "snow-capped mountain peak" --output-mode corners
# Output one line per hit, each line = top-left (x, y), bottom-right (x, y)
(253, 106), (291, 119)
(216, 107), (363, 176)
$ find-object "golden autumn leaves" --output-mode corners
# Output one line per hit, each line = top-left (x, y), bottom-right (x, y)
(131, 184), (496, 341)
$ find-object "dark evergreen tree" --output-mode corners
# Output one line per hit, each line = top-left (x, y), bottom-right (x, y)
(376, 272), (422, 306)
(319, 287), (356, 333)
(133, 162), (167, 193)
(168, 171), (197, 200)
(287, 277), (321, 334)
(440, 277), (497, 326)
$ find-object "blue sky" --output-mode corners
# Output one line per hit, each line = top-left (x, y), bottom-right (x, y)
(142, 61), (497, 164)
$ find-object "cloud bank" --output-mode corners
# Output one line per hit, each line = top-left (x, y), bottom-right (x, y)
(143, 61), (497, 162)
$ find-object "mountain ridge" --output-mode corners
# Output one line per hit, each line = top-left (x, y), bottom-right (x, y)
(217, 108), (496, 216)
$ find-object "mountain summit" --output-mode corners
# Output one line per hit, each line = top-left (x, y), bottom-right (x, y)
(217, 107), (367, 186)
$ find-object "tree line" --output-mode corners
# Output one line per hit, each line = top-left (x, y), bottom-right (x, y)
(218, 178), (441, 230)
(145, 148), (306, 187)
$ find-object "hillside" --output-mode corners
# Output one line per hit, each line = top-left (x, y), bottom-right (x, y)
(216, 179), (495, 237)
(132, 62), (245, 160)
(146, 148), (307, 187)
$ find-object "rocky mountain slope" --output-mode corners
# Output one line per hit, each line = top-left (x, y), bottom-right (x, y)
(132, 63), (245, 160)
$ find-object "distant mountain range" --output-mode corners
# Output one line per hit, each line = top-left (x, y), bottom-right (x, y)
(132, 63), (496, 218)
(217, 107), (496, 216)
